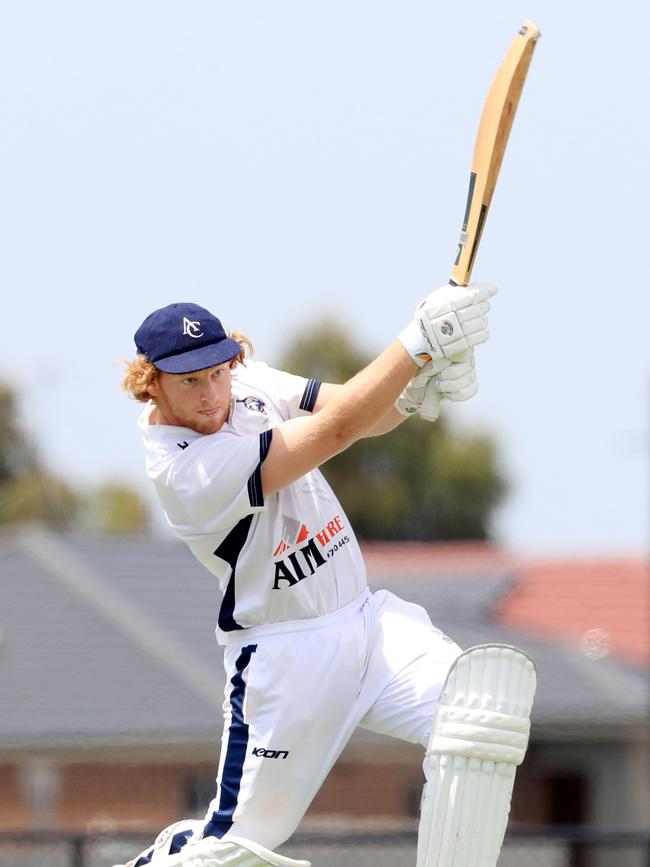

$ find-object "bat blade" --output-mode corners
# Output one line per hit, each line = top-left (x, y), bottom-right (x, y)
(450, 21), (541, 287)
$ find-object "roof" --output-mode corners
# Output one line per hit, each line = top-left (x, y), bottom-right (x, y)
(364, 541), (650, 668)
(495, 558), (650, 667)
(363, 544), (649, 732)
(1, 530), (647, 753)
(361, 541), (516, 577)
(0, 528), (224, 751)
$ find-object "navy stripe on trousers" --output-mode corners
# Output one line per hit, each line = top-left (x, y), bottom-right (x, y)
(203, 643), (258, 839)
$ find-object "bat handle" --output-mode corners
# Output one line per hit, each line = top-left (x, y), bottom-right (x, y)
(446, 275), (473, 363)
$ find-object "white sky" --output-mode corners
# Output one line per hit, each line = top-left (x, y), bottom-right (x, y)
(0, 0), (647, 556)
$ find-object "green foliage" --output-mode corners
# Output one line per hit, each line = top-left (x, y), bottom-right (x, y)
(279, 320), (369, 385)
(0, 381), (149, 534)
(274, 322), (507, 541)
(83, 482), (150, 535)
(0, 470), (82, 530)
(0, 383), (37, 482)
(429, 434), (507, 540)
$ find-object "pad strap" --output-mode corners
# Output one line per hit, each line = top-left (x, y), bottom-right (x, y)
(429, 705), (531, 764)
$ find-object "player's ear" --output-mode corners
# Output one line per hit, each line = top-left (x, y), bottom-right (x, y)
(147, 377), (161, 398)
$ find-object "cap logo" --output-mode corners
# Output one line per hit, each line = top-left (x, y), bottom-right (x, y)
(182, 317), (204, 339)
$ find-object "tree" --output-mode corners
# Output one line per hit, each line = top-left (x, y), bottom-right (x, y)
(83, 482), (150, 535)
(0, 470), (82, 531)
(274, 322), (507, 540)
(0, 381), (149, 534)
(0, 383), (81, 530)
(0, 384), (37, 483)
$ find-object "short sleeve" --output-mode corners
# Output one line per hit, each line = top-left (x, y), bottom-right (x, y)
(170, 429), (273, 532)
(247, 362), (321, 420)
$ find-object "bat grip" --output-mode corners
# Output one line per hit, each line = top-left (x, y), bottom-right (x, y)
(446, 275), (474, 363)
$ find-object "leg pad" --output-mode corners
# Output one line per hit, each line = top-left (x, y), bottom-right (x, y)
(417, 644), (537, 867)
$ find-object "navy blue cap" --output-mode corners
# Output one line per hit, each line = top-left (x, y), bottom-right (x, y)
(134, 303), (241, 374)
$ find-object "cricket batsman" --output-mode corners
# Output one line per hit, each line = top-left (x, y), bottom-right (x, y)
(117, 282), (536, 867)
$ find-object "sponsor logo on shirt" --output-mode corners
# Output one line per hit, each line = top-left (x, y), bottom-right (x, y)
(272, 514), (349, 590)
(273, 518), (310, 557)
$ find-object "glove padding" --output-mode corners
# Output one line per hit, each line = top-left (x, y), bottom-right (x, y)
(398, 282), (497, 366)
(396, 354), (478, 422)
(395, 358), (449, 416)
(437, 354), (478, 402)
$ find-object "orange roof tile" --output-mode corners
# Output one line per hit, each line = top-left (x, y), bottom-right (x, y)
(360, 541), (515, 578)
(495, 559), (650, 667)
(359, 543), (649, 668)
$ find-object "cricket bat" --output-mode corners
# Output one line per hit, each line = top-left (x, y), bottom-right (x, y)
(450, 21), (541, 287)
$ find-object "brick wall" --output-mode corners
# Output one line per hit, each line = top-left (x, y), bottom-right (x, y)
(0, 743), (548, 834)
(0, 761), (213, 833)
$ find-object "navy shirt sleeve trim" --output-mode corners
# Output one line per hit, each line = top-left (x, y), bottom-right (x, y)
(299, 379), (322, 412)
(247, 429), (273, 508)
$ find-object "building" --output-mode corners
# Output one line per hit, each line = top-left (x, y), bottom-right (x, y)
(1, 527), (648, 841)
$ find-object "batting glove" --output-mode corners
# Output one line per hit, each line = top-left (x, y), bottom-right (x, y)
(396, 354), (478, 422)
(395, 359), (448, 417)
(398, 282), (497, 366)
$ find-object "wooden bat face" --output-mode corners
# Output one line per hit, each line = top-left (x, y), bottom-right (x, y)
(450, 21), (541, 287)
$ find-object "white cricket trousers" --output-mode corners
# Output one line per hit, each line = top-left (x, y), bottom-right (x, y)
(201, 589), (462, 850)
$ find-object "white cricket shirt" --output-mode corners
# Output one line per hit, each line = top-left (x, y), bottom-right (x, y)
(139, 361), (368, 642)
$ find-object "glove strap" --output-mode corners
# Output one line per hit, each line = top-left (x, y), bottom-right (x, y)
(397, 319), (432, 367)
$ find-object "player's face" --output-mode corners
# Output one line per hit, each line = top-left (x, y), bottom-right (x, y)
(149, 362), (234, 434)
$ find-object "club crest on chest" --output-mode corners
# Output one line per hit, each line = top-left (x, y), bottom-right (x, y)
(238, 395), (267, 414)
